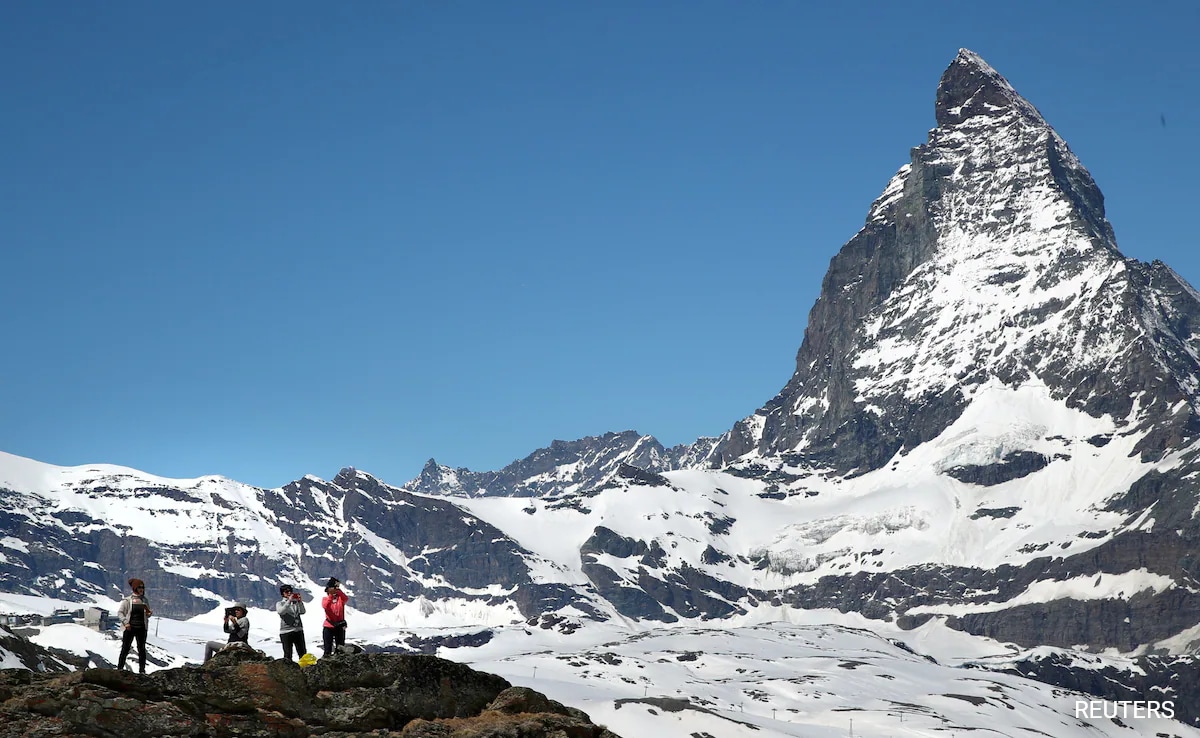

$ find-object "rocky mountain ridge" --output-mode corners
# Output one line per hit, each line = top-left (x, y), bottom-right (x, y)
(402, 430), (713, 498)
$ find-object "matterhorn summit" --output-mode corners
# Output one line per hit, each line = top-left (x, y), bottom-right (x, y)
(713, 48), (1200, 478)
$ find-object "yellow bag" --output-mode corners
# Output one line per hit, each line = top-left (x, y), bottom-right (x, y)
(298, 653), (317, 668)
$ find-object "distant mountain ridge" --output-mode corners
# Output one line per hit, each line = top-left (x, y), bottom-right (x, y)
(403, 430), (715, 498)
(4, 50), (1200, 668)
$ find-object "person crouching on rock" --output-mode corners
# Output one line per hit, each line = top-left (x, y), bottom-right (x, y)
(204, 603), (249, 662)
(321, 577), (348, 657)
(276, 584), (307, 661)
(116, 578), (152, 674)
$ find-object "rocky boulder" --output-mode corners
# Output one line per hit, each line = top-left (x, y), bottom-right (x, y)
(0, 650), (621, 738)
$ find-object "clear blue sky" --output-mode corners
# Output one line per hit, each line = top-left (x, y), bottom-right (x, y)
(2, 2), (1197, 489)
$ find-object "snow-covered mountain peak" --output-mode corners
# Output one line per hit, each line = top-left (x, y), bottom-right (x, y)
(709, 49), (1200, 476)
(936, 48), (1047, 129)
(930, 48), (1113, 251)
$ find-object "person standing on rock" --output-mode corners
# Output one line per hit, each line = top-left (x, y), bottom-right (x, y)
(276, 584), (307, 661)
(116, 578), (152, 673)
(321, 577), (349, 657)
(204, 602), (250, 662)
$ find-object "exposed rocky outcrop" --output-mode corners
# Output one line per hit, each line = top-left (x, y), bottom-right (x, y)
(943, 450), (1049, 485)
(0, 649), (621, 738)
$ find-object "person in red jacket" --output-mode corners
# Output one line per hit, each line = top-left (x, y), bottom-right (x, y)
(321, 577), (349, 657)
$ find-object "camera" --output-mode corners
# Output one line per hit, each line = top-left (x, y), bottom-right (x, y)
(224, 607), (237, 617)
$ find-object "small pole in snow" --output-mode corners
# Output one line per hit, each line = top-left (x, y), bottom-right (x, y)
(532, 666), (537, 679)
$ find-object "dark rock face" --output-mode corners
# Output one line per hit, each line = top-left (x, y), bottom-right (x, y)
(0, 650), (621, 738)
(943, 450), (1049, 485)
(398, 630), (494, 654)
(581, 561), (677, 623)
(578, 521), (748, 623)
(581, 526), (652, 560)
(611, 462), (673, 488)
(577, 525), (748, 622)
(580, 526), (679, 622)
(968, 506), (1021, 520)
(769, 527), (1200, 652)
(637, 564), (745, 620)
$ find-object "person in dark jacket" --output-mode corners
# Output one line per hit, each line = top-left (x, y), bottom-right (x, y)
(276, 584), (307, 661)
(321, 577), (349, 657)
(204, 603), (249, 662)
(116, 578), (152, 673)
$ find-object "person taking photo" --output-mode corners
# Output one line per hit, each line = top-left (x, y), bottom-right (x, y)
(204, 603), (249, 662)
(275, 584), (307, 661)
(321, 577), (349, 657)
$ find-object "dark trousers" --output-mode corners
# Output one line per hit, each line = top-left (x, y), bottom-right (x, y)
(322, 623), (346, 657)
(118, 628), (148, 673)
(280, 631), (306, 661)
